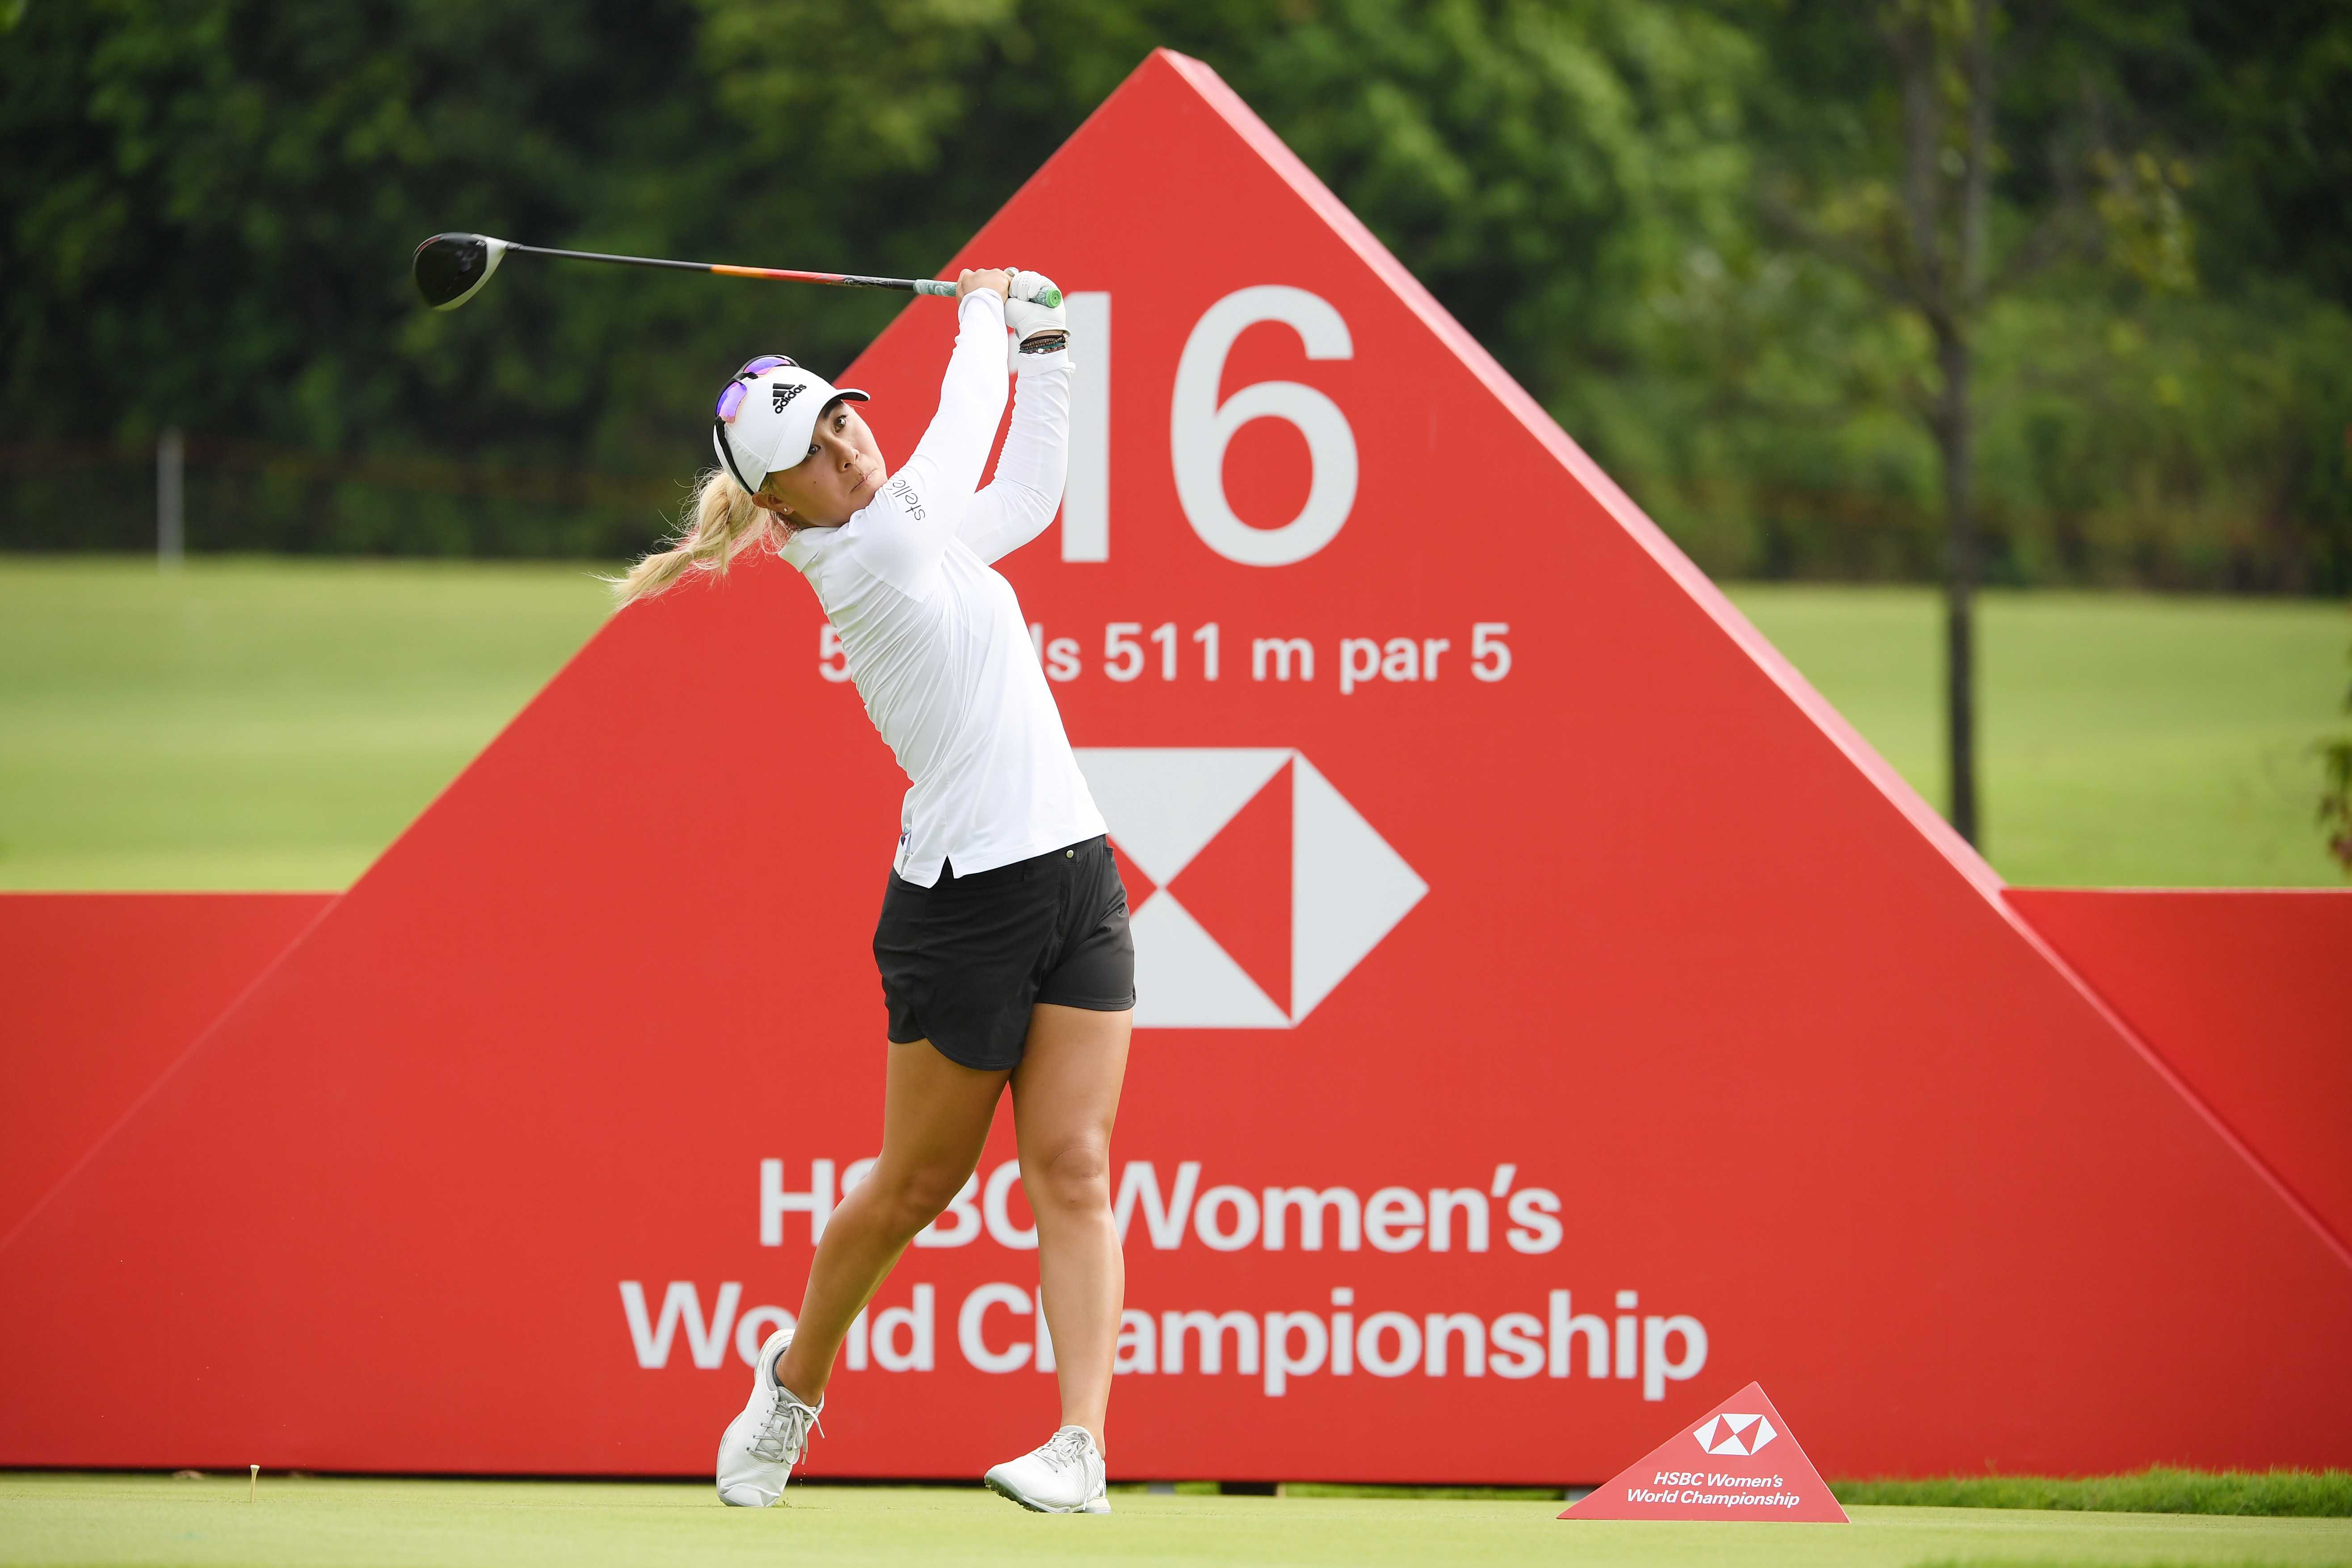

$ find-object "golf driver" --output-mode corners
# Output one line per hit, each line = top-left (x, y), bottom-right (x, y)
(412, 233), (1058, 312)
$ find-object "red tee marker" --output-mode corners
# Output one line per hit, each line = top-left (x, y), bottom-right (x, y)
(1562, 1382), (1848, 1523)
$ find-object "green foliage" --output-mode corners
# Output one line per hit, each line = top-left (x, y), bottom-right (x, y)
(2321, 636), (2352, 875)
(1834, 1465), (2352, 1517)
(0, 0), (833, 555)
(3, 0), (2348, 587)
(683, 0), (1762, 416)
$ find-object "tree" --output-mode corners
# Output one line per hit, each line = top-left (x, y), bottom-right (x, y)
(1756, 0), (2189, 845)
(691, 0), (1761, 418)
(8, 0), (2340, 595)
(2323, 638), (2352, 877)
(0, 0), (797, 553)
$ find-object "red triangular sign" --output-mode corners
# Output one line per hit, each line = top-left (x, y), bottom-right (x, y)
(1564, 1382), (1847, 1523)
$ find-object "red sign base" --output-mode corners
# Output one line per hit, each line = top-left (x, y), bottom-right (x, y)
(1562, 1381), (1849, 1523)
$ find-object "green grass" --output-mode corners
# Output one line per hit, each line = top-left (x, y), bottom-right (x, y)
(1283, 1470), (2352, 1515)
(3, 1475), (2349, 1568)
(0, 559), (2344, 890)
(1835, 1470), (2352, 1517)
(1729, 586), (2350, 887)
(0, 557), (614, 890)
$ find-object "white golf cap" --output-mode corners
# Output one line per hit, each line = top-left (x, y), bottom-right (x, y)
(711, 357), (870, 494)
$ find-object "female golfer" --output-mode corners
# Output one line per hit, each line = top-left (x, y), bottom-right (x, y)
(611, 268), (1128, 1514)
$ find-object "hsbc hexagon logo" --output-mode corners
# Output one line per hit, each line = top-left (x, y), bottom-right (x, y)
(1073, 749), (1425, 1029)
(1694, 1414), (1777, 1457)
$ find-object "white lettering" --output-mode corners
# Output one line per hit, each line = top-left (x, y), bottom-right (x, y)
(1263, 1311), (1328, 1396)
(1355, 1312), (1421, 1378)
(618, 1281), (740, 1370)
(1489, 1312), (1544, 1379)
(872, 1285), (934, 1372)
(1161, 1310), (1260, 1376)
(1644, 1314), (1708, 1401)
(819, 624), (851, 682)
(1194, 1185), (1261, 1251)
(1104, 622), (1144, 681)
(983, 1160), (1038, 1250)
(1471, 621), (1511, 681)
(915, 1173), (980, 1247)
(1061, 291), (1110, 560)
(1424, 1312), (1486, 1377)
(1114, 1309), (1158, 1374)
(1252, 637), (1314, 681)
(1262, 1186), (1362, 1251)
(760, 1158), (834, 1245)
(957, 1283), (1031, 1375)
(1364, 1187), (1425, 1252)
(1191, 621), (1220, 680)
(1171, 286), (1356, 566)
(734, 1305), (793, 1368)
(1427, 1188), (1489, 1253)
(1550, 1290), (1609, 1378)
(1114, 1161), (1200, 1249)
(1506, 1187), (1563, 1253)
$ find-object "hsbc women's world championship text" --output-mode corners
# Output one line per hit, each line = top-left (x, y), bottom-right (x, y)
(616, 1156), (1708, 1404)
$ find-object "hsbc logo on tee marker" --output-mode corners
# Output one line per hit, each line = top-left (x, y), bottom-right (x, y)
(1695, 1413), (1777, 1456)
(1073, 749), (1424, 1028)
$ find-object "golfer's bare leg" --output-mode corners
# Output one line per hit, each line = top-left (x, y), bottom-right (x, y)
(1010, 1002), (1133, 1454)
(778, 1040), (1006, 1405)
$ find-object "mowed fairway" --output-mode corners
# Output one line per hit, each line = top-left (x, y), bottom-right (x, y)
(0, 558), (2344, 890)
(4, 1475), (2350, 1568)
(1734, 584), (2350, 887)
(0, 558), (614, 891)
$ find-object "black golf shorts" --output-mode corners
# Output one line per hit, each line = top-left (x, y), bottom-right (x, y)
(874, 835), (1136, 1071)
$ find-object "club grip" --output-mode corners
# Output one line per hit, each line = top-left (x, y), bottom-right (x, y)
(916, 278), (1060, 307)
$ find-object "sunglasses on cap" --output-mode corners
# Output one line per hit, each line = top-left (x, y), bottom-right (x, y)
(715, 354), (796, 424)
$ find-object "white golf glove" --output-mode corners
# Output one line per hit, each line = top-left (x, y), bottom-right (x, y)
(1004, 270), (1068, 352)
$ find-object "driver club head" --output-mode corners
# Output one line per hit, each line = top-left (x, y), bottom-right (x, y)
(413, 233), (509, 311)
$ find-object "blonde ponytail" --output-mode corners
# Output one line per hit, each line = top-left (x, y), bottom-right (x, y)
(608, 467), (782, 606)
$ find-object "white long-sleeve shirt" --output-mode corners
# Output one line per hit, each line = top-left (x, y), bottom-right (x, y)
(780, 290), (1105, 886)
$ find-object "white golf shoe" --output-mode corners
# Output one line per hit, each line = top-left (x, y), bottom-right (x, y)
(715, 1328), (822, 1508)
(984, 1424), (1110, 1513)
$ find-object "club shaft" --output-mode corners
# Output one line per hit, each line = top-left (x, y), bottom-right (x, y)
(505, 243), (959, 298)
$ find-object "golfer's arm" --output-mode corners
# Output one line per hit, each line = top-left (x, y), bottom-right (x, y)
(955, 349), (1071, 565)
(852, 292), (1011, 592)
(904, 291), (1010, 500)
